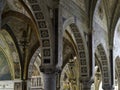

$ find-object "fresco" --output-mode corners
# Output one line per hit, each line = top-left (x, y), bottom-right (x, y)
(2, 30), (21, 79)
(0, 51), (11, 80)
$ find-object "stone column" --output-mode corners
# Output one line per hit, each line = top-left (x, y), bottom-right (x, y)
(102, 85), (114, 90)
(22, 80), (27, 90)
(43, 73), (56, 90)
(81, 81), (92, 90)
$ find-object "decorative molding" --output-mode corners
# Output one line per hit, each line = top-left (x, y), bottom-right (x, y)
(27, 0), (52, 67)
(69, 23), (89, 79)
(97, 44), (111, 85)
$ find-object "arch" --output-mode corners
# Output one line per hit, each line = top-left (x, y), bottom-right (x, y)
(62, 37), (76, 68)
(2, 24), (22, 65)
(0, 34), (14, 79)
(2, 10), (40, 41)
(28, 47), (41, 78)
(96, 44), (111, 88)
(24, 0), (54, 67)
(109, 1), (120, 47)
(92, 0), (109, 63)
(0, 29), (21, 79)
(56, 17), (76, 69)
(27, 47), (45, 89)
(0, 30), (22, 79)
(2, 11), (41, 79)
(60, 61), (78, 90)
(62, 17), (90, 80)
(0, 48), (12, 80)
(69, 23), (89, 78)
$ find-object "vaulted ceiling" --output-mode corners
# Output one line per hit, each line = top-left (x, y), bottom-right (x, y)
(0, 0), (120, 80)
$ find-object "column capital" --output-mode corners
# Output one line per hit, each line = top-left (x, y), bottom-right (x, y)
(40, 65), (61, 74)
(40, 66), (55, 74)
(80, 77), (94, 83)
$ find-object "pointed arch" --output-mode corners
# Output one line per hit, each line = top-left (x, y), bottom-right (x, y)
(0, 49), (13, 80)
(69, 23), (89, 78)
(61, 17), (90, 80)
(28, 47), (41, 78)
(0, 29), (21, 79)
(0, 29), (22, 79)
(96, 44), (111, 88)
(26, 0), (54, 68)
(2, 10), (40, 41)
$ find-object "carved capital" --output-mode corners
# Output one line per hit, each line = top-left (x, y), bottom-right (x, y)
(40, 66), (55, 74)
(40, 65), (61, 74)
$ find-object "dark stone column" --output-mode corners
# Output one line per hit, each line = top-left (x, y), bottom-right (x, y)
(43, 73), (56, 90)
(81, 81), (92, 90)
(22, 80), (27, 90)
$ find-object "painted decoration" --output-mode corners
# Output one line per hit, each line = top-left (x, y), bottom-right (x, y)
(0, 51), (11, 80)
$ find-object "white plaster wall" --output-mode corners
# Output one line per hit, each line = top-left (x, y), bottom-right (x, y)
(0, 81), (14, 90)
(93, 0), (109, 57)
(0, 80), (22, 90)
(93, 21), (109, 58)
(113, 19), (120, 61)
